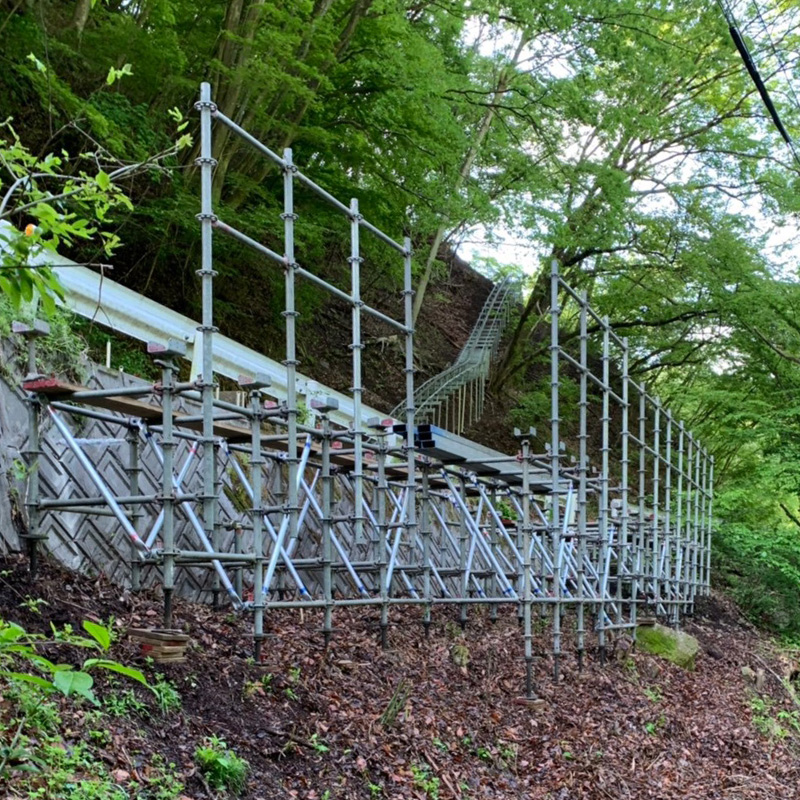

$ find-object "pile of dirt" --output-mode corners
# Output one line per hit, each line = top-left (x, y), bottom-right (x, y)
(2, 554), (799, 799)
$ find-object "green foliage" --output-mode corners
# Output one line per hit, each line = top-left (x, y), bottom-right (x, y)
(104, 687), (148, 718)
(0, 294), (88, 382)
(410, 763), (440, 800)
(0, 617), (148, 708)
(194, 735), (249, 793)
(750, 696), (800, 741)
(150, 674), (181, 715)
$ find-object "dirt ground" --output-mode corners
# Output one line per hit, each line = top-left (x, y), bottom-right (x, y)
(1, 553), (799, 799)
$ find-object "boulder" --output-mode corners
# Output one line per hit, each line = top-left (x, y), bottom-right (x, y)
(636, 623), (700, 670)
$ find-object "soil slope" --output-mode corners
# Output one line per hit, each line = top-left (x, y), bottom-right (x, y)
(1, 554), (799, 799)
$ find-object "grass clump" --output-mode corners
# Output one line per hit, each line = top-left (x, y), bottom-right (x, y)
(194, 735), (249, 793)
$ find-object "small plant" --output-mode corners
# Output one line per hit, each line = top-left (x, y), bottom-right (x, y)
(105, 688), (149, 717)
(19, 595), (48, 614)
(476, 745), (492, 762)
(309, 732), (330, 754)
(495, 499), (517, 522)
(750, 695), (800, 740)
(88, 727), (112, 745)
(644, 713), (667, 736)
(368, 782), (383, 797)
(410, 763), (440, 799)
(379, 679), (410, 728)
(143, 753), (185, 800)
(195, 735), (249, 793)
(432, 737), (449, 753)
(288, 665), (301, 683)
(643, 686), (662, 703)
(151, 675), (181, 715)
(243, 674), (273, 699)
(498, 741), (518, 771)
(285, 686), (298, 701)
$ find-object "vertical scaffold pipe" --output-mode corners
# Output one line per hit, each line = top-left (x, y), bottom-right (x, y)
(597, 319), (611, 663)
(619, 340), (631, 630)
(196, 82), (218, 618)
(635, 385), (646, 627)
(651, 398), (661, 614)
(161, 357), (176, 627)
(283, 148), (300, 606)
(576, 292), (589, 670)
(691, 437), (701, 613)
(420, 465), (432, 635)
(674, 423), (685, 627)
(549, 260), (562, 680)
(350, 198), (365, 576)
(376, 436), (389, 646)
(251, 389), (266, 660)
(663, 411), (673, 624)
(699, 449), (709, 601)
(708, 455), (715, 595)
(400, 236), (417, 644)
(458, 474), (469, 629)
(23, 392), (42, 579)
(521, 431), (537, 698)
(126, 426), (142, 592)
(321, 412), (333, 644)
(684, 431), (694, 617)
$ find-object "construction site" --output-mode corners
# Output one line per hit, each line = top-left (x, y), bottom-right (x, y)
(6, 83), (713, 703)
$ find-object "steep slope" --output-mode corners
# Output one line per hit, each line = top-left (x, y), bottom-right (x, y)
(1, 554), (798, 800)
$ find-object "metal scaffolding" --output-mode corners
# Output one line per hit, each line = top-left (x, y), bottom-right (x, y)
(15, 82), (713, 699)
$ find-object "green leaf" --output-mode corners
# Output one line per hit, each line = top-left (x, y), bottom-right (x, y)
(82, 620), (111, 650)
(83, 658), (149, 687)
(53, 670), (97, 704)
(0, 671), (54, 690)
(26, 53), (46, 73)
(95, 170), (110, 191)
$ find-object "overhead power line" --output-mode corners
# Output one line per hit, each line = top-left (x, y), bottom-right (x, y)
(716, 0), (800, 168)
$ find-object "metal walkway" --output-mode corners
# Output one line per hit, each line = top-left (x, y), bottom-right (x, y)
(392, 276), (517, 434)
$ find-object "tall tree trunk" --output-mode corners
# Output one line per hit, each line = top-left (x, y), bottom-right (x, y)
(411, 34), (527, 325)
(72, 0), (91, 32)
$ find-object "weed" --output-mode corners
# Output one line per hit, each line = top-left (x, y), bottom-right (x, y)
(378, 678), (410, 727)
(476, 746), (492, 761)
(19, 595), (48, 614)
(410, 763), (440, 799)
(195, 735), (249, 793)
(143, 753), (185, 800)
(432, 737), (449, 753)
(244, 672), (273, 699)
(105, 688), (148, 718)
(309, 732), (330, 754)
(368, 782), (383, 797)
(285, 686), (298, 701)
(643, 686), (662, 703)
(498, 741), (518, 771)
(88, 727), (111, 746)
(288, 665), (301, 683)
(151, 675), (181, 715)
(750, 696), (800, 740)
(644, 713), (667, 735)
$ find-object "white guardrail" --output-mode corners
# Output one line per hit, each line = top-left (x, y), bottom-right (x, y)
(0, 221), (380, 431)
(1, 222), (521, 476)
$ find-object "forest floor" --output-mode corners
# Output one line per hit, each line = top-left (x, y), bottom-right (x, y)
(1, 554), (800, 799)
